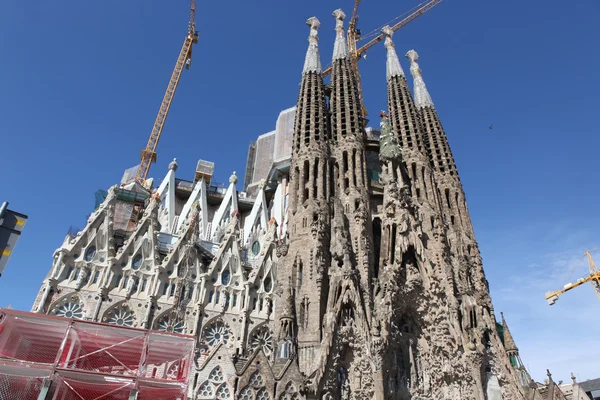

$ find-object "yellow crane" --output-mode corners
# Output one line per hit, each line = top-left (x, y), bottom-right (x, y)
(135, 0), (199, 187)
(323, 0), (443, 117)
(545, 250), (600, 305)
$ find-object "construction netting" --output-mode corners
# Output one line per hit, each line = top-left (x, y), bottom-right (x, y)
(273, 107), (296, 163)
(251, 131), (276, 184)
(0, 362), (52, 400)
(58, 323), (146, 376)
(53, 372), (134, 400)
(121, 165), (140, 186)
(0, 309), (196, 399)
(137, 380), (187, 400)
(196, 159), (215, 183)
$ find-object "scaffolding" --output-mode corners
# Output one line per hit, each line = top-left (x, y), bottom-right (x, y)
(0, 309), (195, 400)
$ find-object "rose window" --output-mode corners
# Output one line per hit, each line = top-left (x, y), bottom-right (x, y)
(250, 328), (273, 356)
(157, 315), (184, 333)
(54, 302), (84, 319)
(204, 321), (231, 347)
(108, 308), (135, 327)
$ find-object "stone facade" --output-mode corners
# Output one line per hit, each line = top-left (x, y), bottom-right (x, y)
(32, 9), (529, 400)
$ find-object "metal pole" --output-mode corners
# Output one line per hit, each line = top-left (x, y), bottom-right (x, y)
(0, 202), (8, 218)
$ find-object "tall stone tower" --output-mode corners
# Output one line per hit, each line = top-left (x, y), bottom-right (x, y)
(278, 15), (332, 365)
(30, 9), (529, 400)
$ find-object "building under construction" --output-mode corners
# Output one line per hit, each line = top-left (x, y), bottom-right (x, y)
(1, 0), (563, 399)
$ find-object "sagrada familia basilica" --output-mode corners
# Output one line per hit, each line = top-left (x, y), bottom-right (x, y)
(31, 9), (537, 400)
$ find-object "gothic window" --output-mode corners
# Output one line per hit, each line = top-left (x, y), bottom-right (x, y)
(240, 386), (255, 400)
(92, 271), (99, 284)
(197, 367), (229, 400)
(256, 388), (270, 400)
(208, 366), (225, 383)
(263, 276), (273, 292)
(84, 246), (97, 262)
(279, 381), (301, 400)
(156, 314), (185, 334)
(108, 307), (135, 327)
(252, 241), (261, 256)
(240, 372), (270, 400)
(221, 268), (231, 286)
(53, 300), (84, 319)
(132, 254), (143, 270)
(250, 326), (273, 356)
(250, 371), (265, 388)
(198, 380), (215, 398)
(215, 384), (231, 399)
(66, 266), (74, 280)
(203, 320), (232, 347)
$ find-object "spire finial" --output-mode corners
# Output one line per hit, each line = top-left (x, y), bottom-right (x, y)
(302, 17), (322, 74)
(406, 49), (434, 108)
(381, 26), (405, 80)
(332, 9), (349, 60)
(501, 312), (518, 353)
(168, 158), (178, 171)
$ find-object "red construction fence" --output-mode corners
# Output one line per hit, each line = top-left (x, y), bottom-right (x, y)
(0, 309), (196, 399)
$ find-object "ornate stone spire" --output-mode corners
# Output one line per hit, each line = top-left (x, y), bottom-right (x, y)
(332, 9), (348, 60)
(303, 17), (322, 74)
(406, 49), (433, 108)
(501, 312), (518, 353)
(382, 26), (405, 80)
(378, 111), (402, 162)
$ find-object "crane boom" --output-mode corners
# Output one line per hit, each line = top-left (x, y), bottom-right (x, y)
(322, 0), (442, 78)
(545, 250), (600, 305)
(135, 0), (199, 186)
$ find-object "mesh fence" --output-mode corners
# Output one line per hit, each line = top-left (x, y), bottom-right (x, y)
(53, 374), (134, 400)
(0, 373), (46, 400)
(58, 323), (145, 377)
(0, 312), (69, 365)
(0, 310), (196, 398)
(137, 381), (187, 400)
(142, 333), (195, 382)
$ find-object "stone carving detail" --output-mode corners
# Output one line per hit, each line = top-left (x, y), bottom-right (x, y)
(32, 13), (528, 400)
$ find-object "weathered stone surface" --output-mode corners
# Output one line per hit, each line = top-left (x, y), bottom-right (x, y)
(31, 12), (530, 400)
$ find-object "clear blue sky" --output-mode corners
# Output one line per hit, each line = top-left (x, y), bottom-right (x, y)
(1, 0), (599, 383)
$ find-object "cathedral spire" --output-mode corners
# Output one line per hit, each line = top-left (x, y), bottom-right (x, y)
(382, 26), (405, 80)
(406, 49), (433, 108)
(332, 9), (348, 60)
(501, 312), (518, 353)
(303, 17), (322, 74)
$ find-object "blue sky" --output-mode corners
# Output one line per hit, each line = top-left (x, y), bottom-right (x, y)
(1, 0), (599, 383)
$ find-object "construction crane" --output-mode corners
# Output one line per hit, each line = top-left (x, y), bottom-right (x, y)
(135, 0), (199, 187)
(545, 250), (600, 305)
(323, 0), (443, 117)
